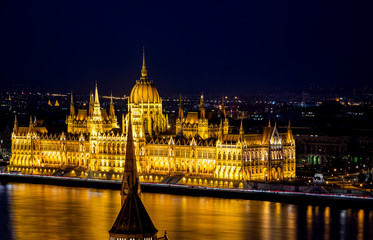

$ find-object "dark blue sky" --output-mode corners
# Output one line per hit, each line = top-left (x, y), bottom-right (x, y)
(1, 0), (372, 96)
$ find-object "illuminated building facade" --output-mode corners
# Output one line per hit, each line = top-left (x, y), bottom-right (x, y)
(176, 94), (229, 139)
(9, 52), (296, 187)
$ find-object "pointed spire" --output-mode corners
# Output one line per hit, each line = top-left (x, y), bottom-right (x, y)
(89, 90), (93, 116)
(29, 115), (33, 132)
(141, 46), (147, 78)
(13, 114), (18, 133)
(178, 93), (184, 119)
(94, 81), (99, 104)
(200, 93), (206, 119)
(287, 120), (293, 143)
(220, 118), (225, 140)
(221, 94), (226, 118)
(70, 91), (75, 116)
(268, 119), (271, 127)
(8, 94), (11, 101)
(122, 113), (125, 134)
(121, 111), (141, 205)
(54, 99), (59, 107)
(90, 90), (93, 103)
(240, 119), (244, 135)
(110, 92), (115, 118)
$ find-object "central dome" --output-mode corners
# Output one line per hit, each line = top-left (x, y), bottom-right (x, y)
(129, 49), (161, 104)
(129, 78), (160, 104)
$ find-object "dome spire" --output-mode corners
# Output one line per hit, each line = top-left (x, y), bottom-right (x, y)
(94, 81), (100, 104)
(141, 46), (147, 78)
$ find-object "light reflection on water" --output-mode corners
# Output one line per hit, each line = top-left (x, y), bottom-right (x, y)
(0, 183), (372, 240)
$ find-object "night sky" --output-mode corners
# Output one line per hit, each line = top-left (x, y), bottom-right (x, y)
(1, 1), (372, 96)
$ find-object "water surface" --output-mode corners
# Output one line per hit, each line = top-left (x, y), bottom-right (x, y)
(0, 183), (372, 240)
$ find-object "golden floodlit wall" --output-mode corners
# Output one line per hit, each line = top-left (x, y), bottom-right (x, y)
(9, 53), (296, 186)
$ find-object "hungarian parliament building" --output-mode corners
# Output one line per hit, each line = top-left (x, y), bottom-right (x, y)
(9, 53), (296, 187)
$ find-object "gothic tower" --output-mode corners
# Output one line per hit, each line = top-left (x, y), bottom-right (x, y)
(109, 112), (158, 240)
(198, 93), (208, 139)
(121, 112), (141, 205)
(176, 94), (184, 135)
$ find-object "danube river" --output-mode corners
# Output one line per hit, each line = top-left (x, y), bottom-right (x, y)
(0, 183), (372, 240)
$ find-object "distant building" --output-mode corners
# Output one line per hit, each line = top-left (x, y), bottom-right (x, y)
(295, 135), (349, 166)
(9, 50), (296, 186)
(295, 134), (373, 169)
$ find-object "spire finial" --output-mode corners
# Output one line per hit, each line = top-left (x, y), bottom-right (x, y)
(94, 81), (99, 104)
(13, 114), (18, 133)
(70, 91), (75, 117)
(29, 115), (33, 131)
(110, 91), (115, 118)
(178, 93), (184, 120)
(141, 46), (147, 77)
(200, 93), (206, 119)
(240, 119), (244, 135)
(268, 119), (271, 127)
(288, 119), (291, 129)
(221, 94), (226, 118)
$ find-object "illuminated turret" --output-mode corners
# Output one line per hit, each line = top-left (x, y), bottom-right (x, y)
(92, 82), (101, 118)
(109, 92), (116, 120)
(197, 93), (208, 139)
(221, 95), (226, 118)
(287, 120), (294, 144)
(176, 94), (184, 136)
(178, 94), (184, 120)
(70, 92), (75, 117)
(89, 91), (93, 116)
(239, 119), (244, 135)
(28, 115), (33, 132)
(13, 114), (18, 134)
(199, 93), (206, 119)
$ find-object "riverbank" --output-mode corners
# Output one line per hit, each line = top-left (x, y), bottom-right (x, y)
(1, 173), (372, 209)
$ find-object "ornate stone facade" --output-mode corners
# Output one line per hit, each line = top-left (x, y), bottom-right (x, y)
(9, 51), (296, 187)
